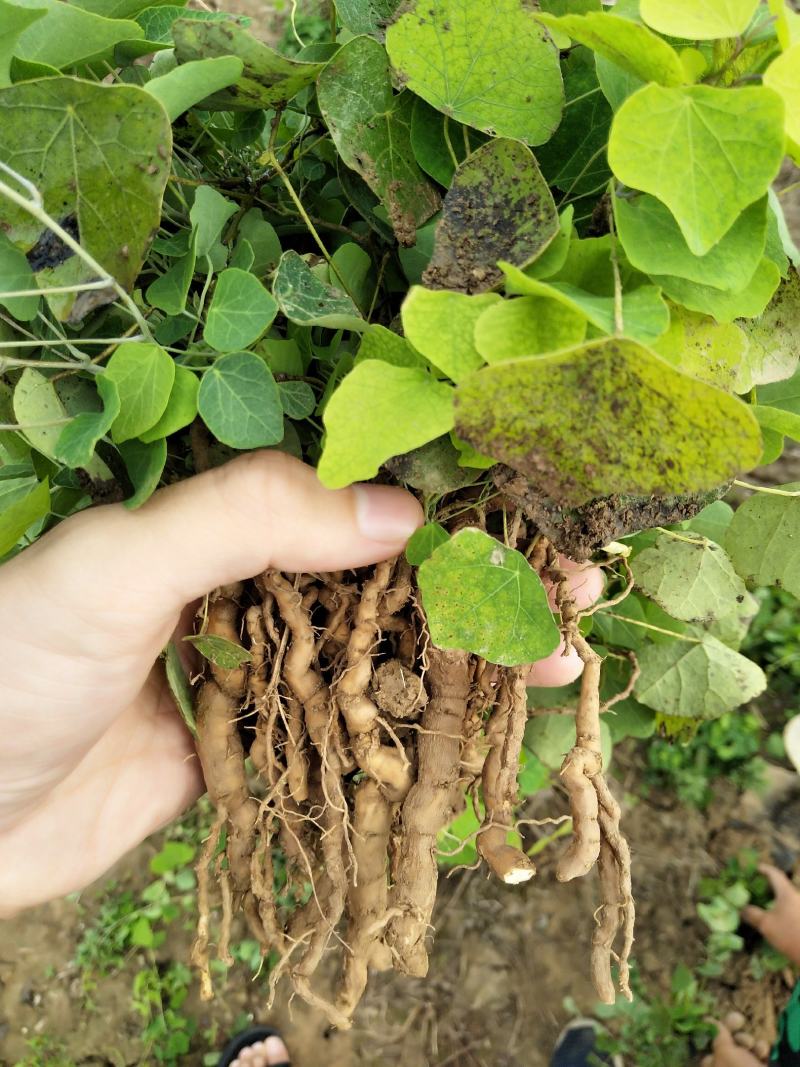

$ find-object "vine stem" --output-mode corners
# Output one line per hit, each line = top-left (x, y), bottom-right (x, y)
(0, 162), (154, 343)
(606, 188), (624, 335)
(734, 479), (800, 498)
(0, 337), (141, 349)
(600, 612), (703, 643)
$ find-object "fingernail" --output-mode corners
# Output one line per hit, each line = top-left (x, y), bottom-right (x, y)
(353, 484), (423, 544)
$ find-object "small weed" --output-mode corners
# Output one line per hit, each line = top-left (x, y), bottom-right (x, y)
(12, 1035), (77, 1067)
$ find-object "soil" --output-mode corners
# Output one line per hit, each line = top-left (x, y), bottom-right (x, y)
(3, 756), (799, 1067)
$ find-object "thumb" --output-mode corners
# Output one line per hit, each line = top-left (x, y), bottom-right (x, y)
(3, 452), (423, 645)
(760, 863), (796, 901)
(741, 905), (768, 933)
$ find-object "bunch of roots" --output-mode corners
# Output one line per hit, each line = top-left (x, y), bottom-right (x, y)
(190, 532), (635, 1029)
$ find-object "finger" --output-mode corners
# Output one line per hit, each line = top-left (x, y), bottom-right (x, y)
(3, 451), (423, 644)
(701, 1057), (714, 1067)
(759, 863), (796, 900)
(741, 905), (768, 932)
(545, 555), (605, 611)
(714, 1023), (736, 1051)
(526, 640), (584, 687)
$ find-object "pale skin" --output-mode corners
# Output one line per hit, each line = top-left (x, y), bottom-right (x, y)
(0, 451), (602, 1067)
(703, 865), (800, 1067)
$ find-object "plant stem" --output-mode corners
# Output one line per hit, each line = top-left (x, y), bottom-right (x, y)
(443, 116), (459, 171)
(734, 479), (800, 497)
(0, 162), (154, 343)
(600, 611), (702, 643)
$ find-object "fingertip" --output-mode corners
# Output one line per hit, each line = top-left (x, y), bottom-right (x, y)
(352, 482), (424, 547)
(526, 640), (584, 687)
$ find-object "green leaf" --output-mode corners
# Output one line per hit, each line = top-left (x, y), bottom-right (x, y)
(726, 483), (800, 597)
(273, 251), (364, 332)
(136, 5), (235, 45)
(229, 236), (254, 272)
(172, 17), (324, 110)
(596, 53), (644, 112)
(143, 54), (243, 120)
(734, 272), (800, 392)
(11, 369), (104, 479)
(0, 477), (49, 556)
(317, 362), (455, 489)
(0, 78), (171, 312)
(184, 632), (253, 669)
(329, 243), (372, 314)
(353, 325), (427, 370)
(146, 239), (196, 317)
(130, 916), (154, 948)
(386, 0), (564, 145)
(0, 230), (39, 321)
(189, 185), (237, 259)
(535, 11), (685, 86)
(149, 839), (195, 875)
(198, 351), (283, 450)
(12, 0), (143, 70)
(335, 0), (399, 33)
(0, 0), (46, 87)
(423, 139), (558, 293)
(608, 84), (785, 255)
(640, 0), (760, 39)
(535, 48), (612, 200)
(417, 527), (560, 666)
(758, 364), (800, 416)
(764, 44), (800, 148)
(454, 337), (762, 508)
(406, 522), (450, 566)
(204, 269), (278, 352)
(119, 437), (167, 509)
(753, 405), (800, 442)
(164, 640), (195, 737)
(474, 296), (587, 362)
(140, 366), (199, 442)
(632, 534), (747, 624)
(635, 635), (766, 719)
(685, 500), (735, 544)
(317, 36), (440, 245)
(54, 375), (120, 467)
(387, 436), (482, 493)
(410, 98), (486, 188)
(105, 342), (175, 444)
(651, 306), (749, 391)
(525, 713), (613, 771)
(500, 261), (669, 345)
(401, 288), (500, 381)
(277, 380), (315, 420)
(652, 259), (781, 324)
(614, 194), (767, 292)
(236, 209), (280, 276)
(526, 206), (574, 280)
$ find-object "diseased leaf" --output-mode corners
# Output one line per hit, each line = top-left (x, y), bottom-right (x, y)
(317, 36), (440, 245)
(386, 0), (564, 145)
(632, 534), (747, 624)
(143, 55), (243, 119)
(410, 98), (486, 188)
(273, 251), (364, 332)
(335, 0), (400, 34)
(54, 375), (120, 467)
(317, 362), (455, 489)
(651, 306), (748, 390)
(417, 527), (560, 666)
(119, 437), (167, 509)
(608, 84), (785, 255)
(474, 296), (587, 362)
(640, 0), (760, 40)
(198, 351), (283, 449)
(172, 17), (324, 109)
(0, 78), (171, 315)
(139, 365), (199, 442)
(0, 477), (49, 556)
(401, 288), (500, 381)
(184, 632), (253, 669)
(454, 337), (762, 508)
(535, 11), (685, 86)
(204, 268), (278, 352)
(652, 259), (781, 325)
(406, 522), (450, 566)
(726, 483), (800, 597)
(105, 342), (175, 444)
(614, 194), (768, 292)
(764, 44), (800, 149)
(734, 272), (800, 392)
(136, 5), (236, 44)
(387, 436), (482, 494)
(635, 635), (766, 719)
(422, 139), (559, 294)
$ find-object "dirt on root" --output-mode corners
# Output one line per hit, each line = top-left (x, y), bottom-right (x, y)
(2, 762), (799, 1067)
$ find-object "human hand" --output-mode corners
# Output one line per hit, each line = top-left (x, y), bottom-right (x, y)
(0, 451), (593, 915)
(701, 1022), (770, 1066)
(742, 864), (800, 967)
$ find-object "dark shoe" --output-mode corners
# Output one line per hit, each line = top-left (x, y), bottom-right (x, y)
(550, 1019), (620, 1067)
(218, 1026), (291, 1067)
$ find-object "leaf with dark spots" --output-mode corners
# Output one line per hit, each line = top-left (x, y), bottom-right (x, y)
(26, 215), (79, 272)
(422, 139), (559, 293)
(317, 35), (440, 245)
(455, 337), (762, 508)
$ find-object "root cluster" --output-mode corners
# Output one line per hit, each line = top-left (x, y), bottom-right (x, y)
(189, 533), (635, 1027)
